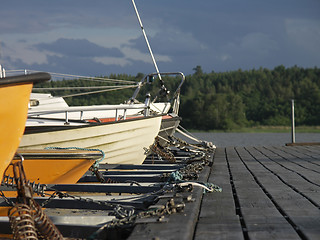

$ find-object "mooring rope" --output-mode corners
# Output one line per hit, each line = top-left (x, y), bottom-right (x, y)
(44, 146), (105, 170)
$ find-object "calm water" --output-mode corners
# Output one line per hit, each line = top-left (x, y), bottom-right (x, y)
(178, 132), (320, 147)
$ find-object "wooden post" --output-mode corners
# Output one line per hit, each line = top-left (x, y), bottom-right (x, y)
(291, 99), (295, 143)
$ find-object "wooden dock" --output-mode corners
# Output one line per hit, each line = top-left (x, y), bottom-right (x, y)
(129, 145), (320, 240)
(1, 144), (319, 239)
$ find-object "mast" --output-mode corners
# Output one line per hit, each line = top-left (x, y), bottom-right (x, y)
(131, 0), (162, 81)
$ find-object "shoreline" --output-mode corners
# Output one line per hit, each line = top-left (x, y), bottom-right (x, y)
(188, 125), (320, 133)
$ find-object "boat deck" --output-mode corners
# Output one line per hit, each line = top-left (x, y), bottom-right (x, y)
(129, 145), (320, 240)
(0, 145), (319, 239)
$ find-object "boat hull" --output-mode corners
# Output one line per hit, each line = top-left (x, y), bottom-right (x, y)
(0, 84), (32, 180)
(158, 114), (181, 146)
(4, 149), (102, 184)
(0, 72), (50, 181)
(20, 116), (162, 165)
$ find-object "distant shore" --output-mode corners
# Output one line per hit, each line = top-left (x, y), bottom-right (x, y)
(189, 126), (320, 133)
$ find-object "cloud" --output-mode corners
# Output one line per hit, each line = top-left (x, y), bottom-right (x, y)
(285, 18), (320, 53)
(1, 40), (48, 66)
(239, 32), (279, 56)
(5, 52), (159, 77)
(0, 8), (53, 34)
(1, 0), (319, 76)
(0, 1), (136, 34)
(125, 28), (207, 59)
(184, 31), (280, 72)
(35, 38), (124, 58)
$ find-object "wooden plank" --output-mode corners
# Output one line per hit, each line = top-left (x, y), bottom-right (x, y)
(128, 165), (212, 240)
(250, 146), (320, 186)
(251, 146), (320, 205)
(305, 145), (320, 155)
(125, 145), (320, 240)
(195, 148), (244, 240)
(226, 147), (302, 240)
(265, 146), (320, 173)
(239, 146), (320, 240)
(195, 222), (244, 240)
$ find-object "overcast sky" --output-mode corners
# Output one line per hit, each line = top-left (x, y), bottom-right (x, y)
(1, 0), (319, 76)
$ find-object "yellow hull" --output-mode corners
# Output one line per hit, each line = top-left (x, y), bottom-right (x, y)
(0, 84), (32, 181)
(0, 149), (102, 217)
(0, 73), (50, 181)
(4, 149), (102, 184)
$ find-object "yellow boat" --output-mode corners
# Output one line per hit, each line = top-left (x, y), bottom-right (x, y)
(5, 149), (103, 184)
(0, 149), (103, 217)
(0, 72), (51, 181)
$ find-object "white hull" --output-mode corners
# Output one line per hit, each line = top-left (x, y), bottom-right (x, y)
(19, 116), (162, 165)
(158, 114), (181, 146)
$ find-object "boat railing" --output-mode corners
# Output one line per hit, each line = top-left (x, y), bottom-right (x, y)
(28, 103), (152, 124)
(130, 72), (185, 115)
(0, 65), (6, 78)
(4, 68), (185, 101)
(4, 68), (180, 115)
(0, 68), (30, 78)
(130, 72), (185, 101)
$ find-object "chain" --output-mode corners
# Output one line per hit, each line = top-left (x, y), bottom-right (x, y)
(40, 191), (61, 207)
(172, 135), (214, 153)
(0, 190), (14, 206)
(150, 137), (176, 163)
(161, 159), (206, 183)
(88, 198), (185, 239)
(41, 188), (136, 219)
(90, 166), (119, 184)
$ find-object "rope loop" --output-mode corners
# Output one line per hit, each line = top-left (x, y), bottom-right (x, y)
(44, 146), (105, 170)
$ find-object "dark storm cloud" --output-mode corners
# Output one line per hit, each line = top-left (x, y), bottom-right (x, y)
(7, 53), (157, 77)
(0, 0), (136, 34)
(125, 30), (205, 57)
(1, 0), (319, 75)
(36, 38), (124, 58)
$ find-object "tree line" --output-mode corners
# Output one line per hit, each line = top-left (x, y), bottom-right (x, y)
(35, 65), (320, 130)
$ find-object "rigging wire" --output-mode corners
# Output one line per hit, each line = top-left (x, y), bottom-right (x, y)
(60, 85), (137, 98)
(32, 85), (137, 91)
(5, 69), (143, 98)
(5, 69), (138, 84)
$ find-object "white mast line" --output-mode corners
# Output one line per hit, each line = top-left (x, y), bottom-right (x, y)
(131, 0), (162, 81)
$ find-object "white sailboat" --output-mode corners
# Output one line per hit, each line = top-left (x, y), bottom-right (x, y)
(17, 1), (186, 165)
(3, 67), (182, 165)
(26, 70), (184, 145)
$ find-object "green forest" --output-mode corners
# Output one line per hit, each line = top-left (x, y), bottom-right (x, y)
(35, 65), (320, 131)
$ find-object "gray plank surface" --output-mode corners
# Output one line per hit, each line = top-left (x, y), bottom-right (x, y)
(129, 145), (320, 240)
(195, 145), (320, 240)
